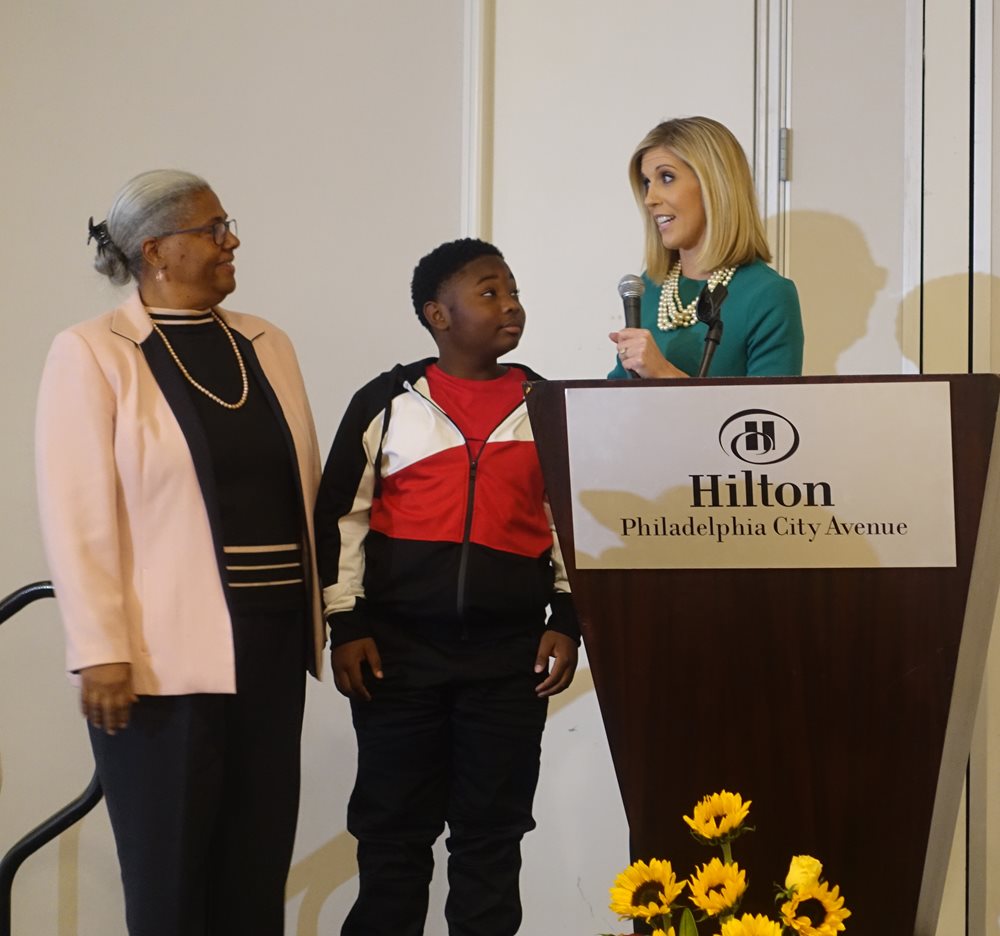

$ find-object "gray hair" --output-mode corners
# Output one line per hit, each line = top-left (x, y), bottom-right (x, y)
(93, 169), (211, 286)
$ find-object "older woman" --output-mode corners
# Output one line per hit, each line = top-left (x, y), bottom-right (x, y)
(609, 116), (803, 378)
(35, 170), (324, 936)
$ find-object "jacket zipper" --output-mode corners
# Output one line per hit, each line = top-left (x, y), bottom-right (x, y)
(455, 444), (482, 620)
(403, 380), (525, 624)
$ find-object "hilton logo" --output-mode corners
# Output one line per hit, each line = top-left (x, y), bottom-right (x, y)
(718, 409), (800, 465)
(689, 408), (832, 509)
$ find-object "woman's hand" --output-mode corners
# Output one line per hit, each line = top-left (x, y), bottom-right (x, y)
(332, 637), (384, 701)
(609, 328), (688, 379)
(534, 631), (579, 697)
(79, 662), (137, 735)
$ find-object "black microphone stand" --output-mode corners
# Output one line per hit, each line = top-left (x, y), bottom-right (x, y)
(695, 284), (728, 378)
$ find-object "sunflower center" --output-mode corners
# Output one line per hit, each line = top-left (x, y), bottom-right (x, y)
(798, 897), (827, 927)
(708, 882), (727, 898)
(632, 882), (664, 907)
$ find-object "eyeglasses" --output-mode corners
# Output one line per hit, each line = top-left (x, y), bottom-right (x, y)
(156, 218), (238, 246)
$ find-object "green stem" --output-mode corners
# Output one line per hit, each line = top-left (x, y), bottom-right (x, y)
(721, 840), (733, 865)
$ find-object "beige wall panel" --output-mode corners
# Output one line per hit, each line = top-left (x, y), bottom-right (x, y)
(785, 0), (909, 376)
(922, 0), (973, 375)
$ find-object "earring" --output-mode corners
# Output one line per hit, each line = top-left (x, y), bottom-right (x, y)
(155, 269), (165, 282)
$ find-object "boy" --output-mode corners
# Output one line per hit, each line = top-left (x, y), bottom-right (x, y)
(315, 238), (580, 936)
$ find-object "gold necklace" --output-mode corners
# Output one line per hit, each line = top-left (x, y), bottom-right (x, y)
(657, 263), (737, 330)
(150, 311), (249, 410)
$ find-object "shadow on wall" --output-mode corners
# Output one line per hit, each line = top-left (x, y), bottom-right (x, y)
(283, 668), (596, 936)
(786, 210), (997, 376)
(784, 211), (888, 376)
(898, 272), (997, 372)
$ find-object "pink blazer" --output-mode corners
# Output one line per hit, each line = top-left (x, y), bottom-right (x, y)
(35, 293), (325, 694)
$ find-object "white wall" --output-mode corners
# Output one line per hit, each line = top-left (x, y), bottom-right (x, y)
(785, 0), (910, 377)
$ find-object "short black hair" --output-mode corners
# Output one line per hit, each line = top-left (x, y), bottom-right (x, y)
(410, 238), (504, 331)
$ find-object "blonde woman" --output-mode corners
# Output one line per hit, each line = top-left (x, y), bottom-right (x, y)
(609, 116), (803, 378)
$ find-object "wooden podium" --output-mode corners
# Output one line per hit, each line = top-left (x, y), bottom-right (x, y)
(525, 375), (1000, 935)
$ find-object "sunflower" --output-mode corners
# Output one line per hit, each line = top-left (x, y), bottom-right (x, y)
(609, 858), (686, 921)
(716, 913), (783, 936)
(781, 880), (851, 935)
(688, 857), (747, 917)
(683, 791), (752, 843)
(785, 855), (823, 892)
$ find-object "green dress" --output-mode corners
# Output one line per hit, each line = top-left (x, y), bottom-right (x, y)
(608, 259), (803, 378)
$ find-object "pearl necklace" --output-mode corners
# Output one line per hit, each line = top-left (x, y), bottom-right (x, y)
(150, 310), (249, 410)
(657, 263), (737, 330)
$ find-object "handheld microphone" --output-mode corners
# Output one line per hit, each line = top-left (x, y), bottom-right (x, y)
(617, 274), (644, 329)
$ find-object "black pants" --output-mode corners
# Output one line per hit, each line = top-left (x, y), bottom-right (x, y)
(341, 620), (548, 936)
(88, 610), (307, 936)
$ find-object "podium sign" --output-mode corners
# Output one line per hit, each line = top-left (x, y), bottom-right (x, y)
(566, 381), (955, 568)
(525, 375), (1000, 936)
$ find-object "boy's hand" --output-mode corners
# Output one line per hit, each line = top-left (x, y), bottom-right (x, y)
(533, 631), (578, 697)
(332, 637), (384, 701)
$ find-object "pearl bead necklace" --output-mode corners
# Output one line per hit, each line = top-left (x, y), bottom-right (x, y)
(657, 263), (737, 331)
(150, 310), (249, 410)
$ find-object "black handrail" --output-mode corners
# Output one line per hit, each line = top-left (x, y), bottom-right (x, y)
(0, 581), (103, 936)
(0, 582), (54, 622)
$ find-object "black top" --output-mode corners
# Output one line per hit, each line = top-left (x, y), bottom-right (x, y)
(149, 310), (304, 614)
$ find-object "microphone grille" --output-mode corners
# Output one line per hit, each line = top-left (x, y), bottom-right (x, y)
(617, 274), (645, 300)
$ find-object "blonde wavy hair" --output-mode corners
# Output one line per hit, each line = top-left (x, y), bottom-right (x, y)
(628, 116), (771, 283)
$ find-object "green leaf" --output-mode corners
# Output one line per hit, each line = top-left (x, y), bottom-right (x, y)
(678, 908), (700, 936)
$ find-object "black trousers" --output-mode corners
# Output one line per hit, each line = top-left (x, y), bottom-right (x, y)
(88, 609), (306, 936)
(341, 620), (548, 936)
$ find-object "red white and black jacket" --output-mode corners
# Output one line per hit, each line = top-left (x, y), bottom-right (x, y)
(315, 359), (579, 647)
